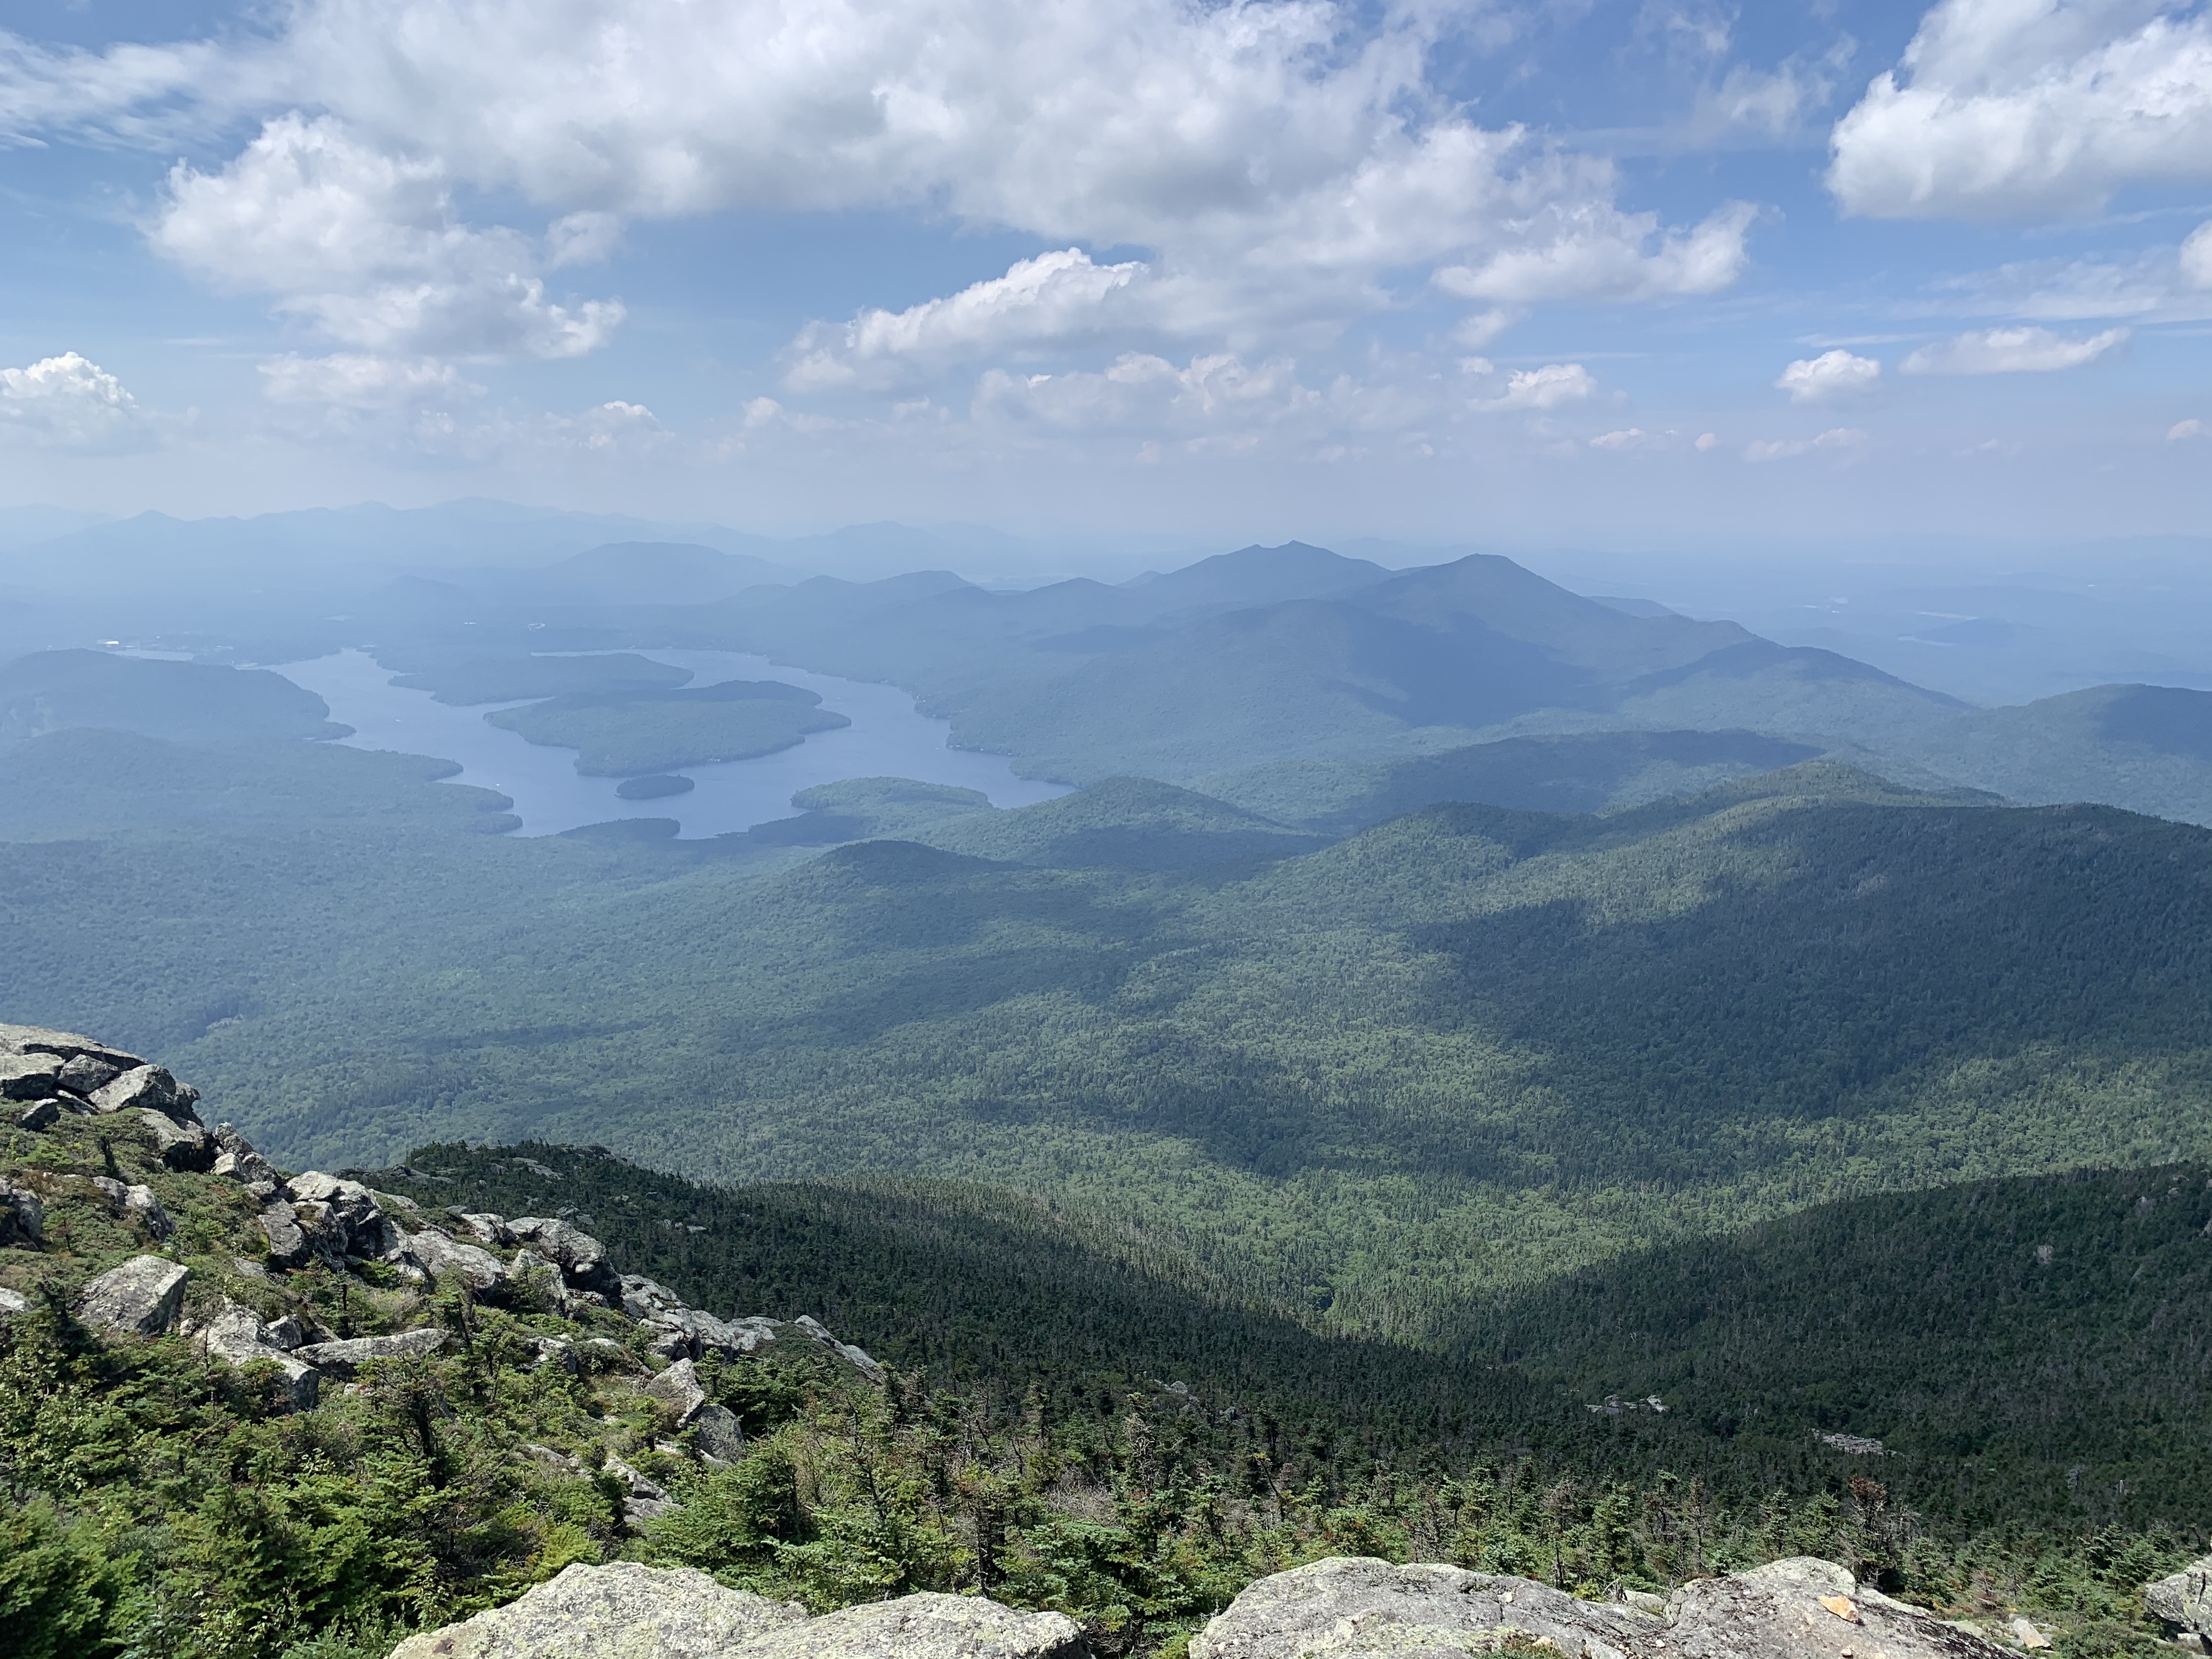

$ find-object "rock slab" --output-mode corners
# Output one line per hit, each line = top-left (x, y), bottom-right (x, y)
(1188, 1558), (1655, 1659)
(726, 1593), (1085, 1658)
(2147, 1556), (2212, 1640)
(1190, 1557), (2012, 1659)
(387, 1561), (805, 1659)
(77, 1255), (190, 1336)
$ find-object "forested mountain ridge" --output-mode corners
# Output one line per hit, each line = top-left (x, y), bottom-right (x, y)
(4, 752), (2208, 1355)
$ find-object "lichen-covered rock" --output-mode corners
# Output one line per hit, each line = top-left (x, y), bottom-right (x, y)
(0, 1022), (143, 1071)
(193, 1297), (320, 1409)
(726, 1592), (1087, 1658)
(644, 1356), (710, 1424)
(0, 1286), (29, 1322)
(1189, 1558), (1657, 1659)
(2145, 1557), (2212, 1638)
(407, 1227), (510, 1294)
(90, 1064), (200, 1122)
(0, 1052), (66, 1101)
(692, 1401), (746, 1461)
(294, 1327), (448, 1376)
(387, 1561), (806, 1659)
(1665, 1557), (2009, 1659)
(507, 1216), (618, 1294)
(0, 1176), (44, 1246)
(15, 1098), (64, 1131)
(791, 1313), (883, 1378)
(1194, 1558), (2018, 1659)
(77, 1255), (190, 1336)
(260, 1200), (311, 1266)
(137, 1108), (216, 1172)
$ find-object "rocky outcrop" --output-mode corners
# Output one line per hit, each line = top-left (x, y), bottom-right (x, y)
(91, 1176), (174, 1240)
(1, 1024), (195, 1132)
(76, 1255), (191, 1336)
(90, 1063), (201, 1121)
(387, 1561), (806, 1659)
(294, 1327), (450, 1377)
(386, 1569), (1086, 1659)
(191, 1298), (320, 1409)
(1188, 1556), (2013, 1659)
(1663, 1558), (2006, 1659)
(1187, 1558), (1656, 1659)
(0, 1176), (44, 1246)
(2147, 1556), (2212, 1641)
(725, 1593), (1086, 1658)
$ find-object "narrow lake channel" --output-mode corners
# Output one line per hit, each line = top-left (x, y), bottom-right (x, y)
(278, 648), (1070, 838)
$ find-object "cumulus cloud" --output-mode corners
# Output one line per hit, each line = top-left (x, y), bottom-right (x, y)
(2183, 221), (2212, 286)
(0, 352), (158, 452)
(8, 0), (1762, 393)
(1433, 200), (1756, 304)
(1485, 363), (1599, 410)
(2171, 417), (2209, 439)
(977, 352), (1319, 438)
(1589, 427), (1679, 451)
(1901, 325), (2129, 374)
(259, 352), (484, 407)
(151, 112), (623, 358)
(1830, 0), (2212, 219)
(1745, 426), (1868, 461)
(785, 250), (1151, 392)
(1776, 349), (1881, 403)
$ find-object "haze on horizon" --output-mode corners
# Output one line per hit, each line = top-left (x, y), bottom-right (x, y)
(2, 0), (2211, 551)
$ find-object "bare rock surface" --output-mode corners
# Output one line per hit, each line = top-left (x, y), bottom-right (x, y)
(0, 1022), (143, 1070)
(1188, 1557), (1656, 1659)
(387, 1562), (805, 1659)
(90, 1064), (200, 1122)
(0, 1052), (67, 1100)
(0, 1175), (44, 1246)
(137, 1108), (215, 1172)
(1190, 1557), (2014, 1659)
(726, 1592), (1087, 1659)
(77, 1255), (190, 1336)
(192, 1297), (320, 1408)
(294, 1327), (449, 1376)
(407, 1226), (510, 1293)
(2145, 1556), (2212, 1639)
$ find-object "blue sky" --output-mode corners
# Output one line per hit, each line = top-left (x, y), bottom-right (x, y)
(2, 0), (2209, 551)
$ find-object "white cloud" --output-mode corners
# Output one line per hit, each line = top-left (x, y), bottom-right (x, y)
(1830, 0), (2212, 219)
(1486, 363), (1600, 410)
(1434, 200), (1756, 304)
(1745, 426), (1869, 461)
(2171, 417), (2209, 439)
(0, 352), (157, 452)
(785, 249), (1150, 392)
(977, 352), (1319, 438)
(1589, 427), (1673, 451)
(259, 352), (484, 407)
(151, 112), (623, 359)
(2183, 221), (2212, 286)
(1901, 325), (2129, 374)
(10, 0), (1760, 391)
(1776, 349), (1881, 403)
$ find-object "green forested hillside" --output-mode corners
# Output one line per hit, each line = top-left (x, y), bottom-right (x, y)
(0, 650), (349, 745)
(1891, 683), (2212, 827)
(1199, 730), (1825, 832)
(485, 679), (849, 774)
(3, 758), (2208, 1355)
(364, 1143), (2212, 1531)
(1457, 1163), (2212, 1525)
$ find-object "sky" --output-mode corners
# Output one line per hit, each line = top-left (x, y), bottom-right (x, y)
(2, 0), (2210, 551)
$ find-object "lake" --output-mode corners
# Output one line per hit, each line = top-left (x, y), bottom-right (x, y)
(278, 648), (1070, 837)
